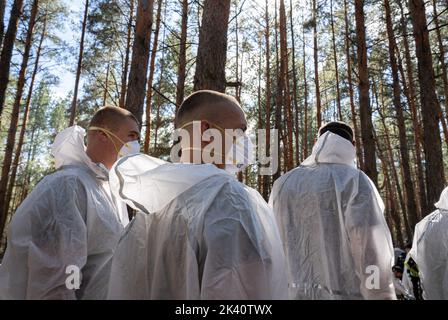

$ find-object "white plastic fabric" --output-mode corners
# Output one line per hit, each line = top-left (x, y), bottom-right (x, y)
(0, 126), (125, 299)
(269, 131), (396, 300)
(409, 186), (448, 300)
(107, 154), (288, 299)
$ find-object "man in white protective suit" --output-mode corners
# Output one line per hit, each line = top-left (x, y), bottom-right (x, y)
(408, 186), (448, 299)
(107, 90), (288, 299)
(269, 121), (396, 300)
(0, 106), (140, 299)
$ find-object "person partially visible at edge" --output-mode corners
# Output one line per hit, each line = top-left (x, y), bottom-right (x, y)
(269, 121), (396, 300)
(408, 186), (448, 300)
(402, 242), (423, 300)
(0, 106), (140, 299)
(107, 90), (288, 299)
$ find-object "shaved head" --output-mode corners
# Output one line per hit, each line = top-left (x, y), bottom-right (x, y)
(175, 90), (246, 131)
(89, 106), (139, 133)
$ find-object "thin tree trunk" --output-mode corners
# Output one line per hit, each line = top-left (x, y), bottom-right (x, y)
(432, 0), (448, 123)
(175, 0), (188, 111)
(262, 0), (271, 199)
(344, 0), (363, 169)
(384, 0), (418, 230)
(102, 61), (110, 106)
(0, 0), (24, 119)
(355, 0), (377, 185)
(0, 0), (6, 46)
(125, 0), (155, 123)
(143, 0), (162, 154)
(279, 0), (294, 171)
(397, 0), (426, 217)
(193, 0), (231, 92)
(0, 0), (39, 238)
(274, 0), (282, 180)
(69, 0), (89, 126)
(289, 0), (300, 165)
(4, 6), (47, 219)
(312, 0), (322, 128)
(302, 15), (309, 159)
(330, 0), (342, 121)
(118, 0), (134, 108)
(408, 0), (446, 212)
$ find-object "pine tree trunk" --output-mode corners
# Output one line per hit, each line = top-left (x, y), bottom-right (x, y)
(119, 0), (134, 108)
(262, 0), (271, 200)
(175, 0), (188, 111)
(143, 0), (162, 154)
(3, 6), (47, 219)
(408, 0), (446, 212)
(432, 0), (448, 125)
(0, 0), (24, 118)
(344, 0), (363, 169)
(125, 0), (155, 123)
(69, 0), (89, 126)
(279, 0), (294, 171)
(102, 61), (110, 106)
(0, 0), (5, 46)
(384, 0), (418, 230)
(312, 0), (322, 128)
(354, 0), (377, 185)
(302, 18), (309, 159)
(289, 0), (300, 165)
(330, 0), (342, 121)
(193, 0), (231, 92)
(0, 0), (39, 238)
(397, 0), (427, 217)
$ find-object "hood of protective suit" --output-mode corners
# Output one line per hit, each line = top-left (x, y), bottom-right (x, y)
(302, 131), (356, 167)
(434, 186), (448, 211)
(51, 125), (109, 180)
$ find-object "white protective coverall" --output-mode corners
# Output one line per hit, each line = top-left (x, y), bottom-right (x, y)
(269, 131), (396, 300)
(409, 187), (448, 300)
(0, 126), (125, 299)
(107, 154), (288, 299)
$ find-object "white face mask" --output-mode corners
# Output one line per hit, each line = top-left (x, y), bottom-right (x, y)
(118, 140), (141, 159)
(89, 126), (141, 160)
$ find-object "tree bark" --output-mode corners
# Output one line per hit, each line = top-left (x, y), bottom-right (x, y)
(193, 0), (231, 92)
(143, 0), (162, 153)
(384, 0), (418, 229)
(0, 0), (39, 238)
(312, 0), (322, 128)
(69, 0), (89, 126)
(279, 0), (294, 171)
(4, 6), (47, 219)
(0, 0), (6, 46)
(408, 0), (445, 212)
(262, 0), (271, 199)
(354, 0), (377, 185)
(0, 0), (24, 119)
(125, 0), (155, 124)
(118, 0), (134, 108)
(175, 0), (188, 111)
(344, 0), (363, 169)
(330, 0), (342, 121)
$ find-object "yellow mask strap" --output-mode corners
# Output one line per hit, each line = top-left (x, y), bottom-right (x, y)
(88, 126), (128, 153)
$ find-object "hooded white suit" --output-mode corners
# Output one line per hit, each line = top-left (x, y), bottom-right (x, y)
(409, 187), (448, 300)
(269, 131), (395, 300)
(107, 154), (288, 299)
(0, 126), (125, 299)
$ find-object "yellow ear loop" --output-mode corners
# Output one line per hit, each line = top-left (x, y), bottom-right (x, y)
(88, 126), (129, 154)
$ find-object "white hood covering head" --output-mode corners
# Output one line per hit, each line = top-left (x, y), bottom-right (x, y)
(302, 131), (356, 167)
(435, 186), (448, 211)
(51, 125), (108, 179)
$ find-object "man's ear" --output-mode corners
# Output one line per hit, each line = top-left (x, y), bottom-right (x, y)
(200, 120), (210, 133)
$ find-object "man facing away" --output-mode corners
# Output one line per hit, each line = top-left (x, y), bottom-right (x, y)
(107, 90), (288, 299)
(0, 106), (140, 299)
(269, 121), (396, 300)
(408, 186), (448, 299)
